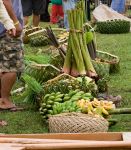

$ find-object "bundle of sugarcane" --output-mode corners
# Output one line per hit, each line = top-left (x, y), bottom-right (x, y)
(76, 0), (97, 60)
(43, 26), (66, 60)
(62, 8), (97, 78)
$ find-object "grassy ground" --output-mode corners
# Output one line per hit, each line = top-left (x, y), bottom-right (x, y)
(0, 24), (131, 133)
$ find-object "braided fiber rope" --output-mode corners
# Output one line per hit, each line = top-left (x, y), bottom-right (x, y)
(49, 113), (109, 133)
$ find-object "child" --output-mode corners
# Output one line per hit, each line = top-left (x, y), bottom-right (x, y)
(0, 0), (16, 36)
(50, 0), (64, 24)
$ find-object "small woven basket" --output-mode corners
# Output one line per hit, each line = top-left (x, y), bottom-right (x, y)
(49, 113), (109, 133)
(96, 50), (120, 73)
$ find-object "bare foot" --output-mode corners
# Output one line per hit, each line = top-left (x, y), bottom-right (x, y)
(87, 71), (98, 78)
(0, 98), (15, 109)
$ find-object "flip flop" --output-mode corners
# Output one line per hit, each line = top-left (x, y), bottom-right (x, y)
(0, 120), (7, 126)
(0, 106), (24, 112)
(9, 106), (24, 112)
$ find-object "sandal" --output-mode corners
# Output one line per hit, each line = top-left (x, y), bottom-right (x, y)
(0, 106), (24, 112)
(0, 120), (7, 126)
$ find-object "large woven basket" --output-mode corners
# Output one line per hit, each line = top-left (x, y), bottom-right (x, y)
(49, 113), (109, 133)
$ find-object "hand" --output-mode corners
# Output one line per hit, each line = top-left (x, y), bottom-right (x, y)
(7, 28), (16, 36)
(14, 23), (22, 37)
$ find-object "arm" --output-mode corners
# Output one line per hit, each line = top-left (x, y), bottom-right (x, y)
(0, 0), (15, 29)
(0, 0), (16, 36)
(3, 0), (22, 37)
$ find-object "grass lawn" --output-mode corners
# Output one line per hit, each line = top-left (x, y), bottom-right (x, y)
(0, 23), (131, 133)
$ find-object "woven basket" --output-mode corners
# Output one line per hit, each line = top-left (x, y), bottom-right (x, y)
(49, 113), (109, 133)
(96, 50), (120, 73)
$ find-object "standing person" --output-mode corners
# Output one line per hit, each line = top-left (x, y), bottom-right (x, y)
(21, 0), (46, 27)
(40, 0), (50, 22)
(111, 0), (125, 13)
(0, 0), (24, 110)
(62, 0), (78, 29)
(50, 0), (64, 24)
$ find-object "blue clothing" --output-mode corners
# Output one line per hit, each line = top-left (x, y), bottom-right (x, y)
(62, 0), (78, 29)
(111, 0), (125, 13)
(0, 0), (23, 36)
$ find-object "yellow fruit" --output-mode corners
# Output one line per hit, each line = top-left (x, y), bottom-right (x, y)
(102, 107), (109, 115)
(92, 99), (100, 108)
(93, 107), (103, 116)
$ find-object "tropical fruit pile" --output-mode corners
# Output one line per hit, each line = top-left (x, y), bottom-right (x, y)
(39, 89), (93, 120)
(39, 89), (114, 120)
(77, 98), (114, 117)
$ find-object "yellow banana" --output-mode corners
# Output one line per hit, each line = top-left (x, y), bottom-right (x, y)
(102, 107), (109, 115)
(94, 107), (103, 116)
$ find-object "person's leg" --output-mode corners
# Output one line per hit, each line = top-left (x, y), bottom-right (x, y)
(32, 14), (40, 26)
(33, 0), (46, 26)
(62, 0), (75, 29)
(0, 73), (2, 98)
(50, 4), (58, 23)
(23, 16), (30, 26)
(21, 0), (32, 26)
(0, 72), (16, 108)
(58, 5), (64, 18)
(40, 0), (50, 22)
(0, 35), (24, 109)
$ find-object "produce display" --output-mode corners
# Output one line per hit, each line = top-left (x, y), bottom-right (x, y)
(39, 92), (64, 119)
(62, 2), (97, 78)
(96, 50), (120, 73)
(21, 74), (43, 104)
(39, 89), (115, 121)
(77, 98), (114, 117)
(30, 35), (49, 47)
(15, 0), (126, 133)
(25, 63), (60, 83)
(39, 89), (93, 120)
(25, 54), (51, 65)
(96, 19), (130, 34)
(43, 74), (97, 96)
(23, 26), (43, 44)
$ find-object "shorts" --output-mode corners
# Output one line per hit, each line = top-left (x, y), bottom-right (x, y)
(0, 34), (24, 73)
(21, 0), (46, 16)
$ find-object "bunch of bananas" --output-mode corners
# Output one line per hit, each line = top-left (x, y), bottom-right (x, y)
(39, 92), (64, 120)
(40, 90), (93, 120)
(63, 89), (93, 102)
(52, 100), (81, 115)
(77, 99), (93, 114)
(77, 98), (114, 118)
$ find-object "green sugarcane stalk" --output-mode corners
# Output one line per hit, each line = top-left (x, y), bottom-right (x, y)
(70, 56), (79, 77)
(75, 5), (96, 76)
(82, 31), (96, 74)
(76, 0), (86, 23)
(68, 10), (86, 75)
(62, 35), (72, 74)
(109, 108), (131, 114)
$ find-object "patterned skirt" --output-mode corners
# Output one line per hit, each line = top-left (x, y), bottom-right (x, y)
(0, 34), (24, 73)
